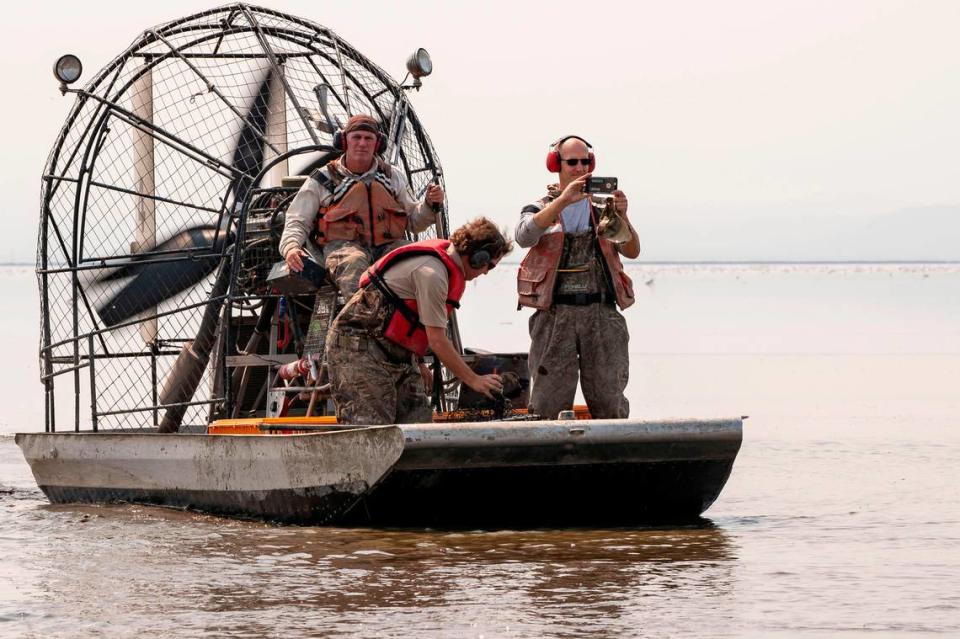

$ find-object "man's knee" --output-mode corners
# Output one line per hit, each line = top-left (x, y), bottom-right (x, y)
(396, 370), (432, 423)
(528, 372), (575, 420)
(325, 243), (372, 296)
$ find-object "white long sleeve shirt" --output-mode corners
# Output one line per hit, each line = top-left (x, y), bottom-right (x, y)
(278, 159), (435, 261)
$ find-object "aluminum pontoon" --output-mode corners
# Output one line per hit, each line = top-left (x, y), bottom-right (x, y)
(18, 417), (741, 526)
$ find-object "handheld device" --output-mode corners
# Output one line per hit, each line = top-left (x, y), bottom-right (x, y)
(584, 176), (618, 194)
(266, 256), (327, 295)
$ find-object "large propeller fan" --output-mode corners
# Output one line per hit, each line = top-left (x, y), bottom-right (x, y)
(95, 71), (275, 328)
(40, 6), (449, 433)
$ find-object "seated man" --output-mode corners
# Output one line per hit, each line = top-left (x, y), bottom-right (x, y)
(326, 217), (512, 425)
(278, 113), (444, 298)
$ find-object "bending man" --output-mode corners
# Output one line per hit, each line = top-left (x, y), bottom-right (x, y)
(279, 114), (444, 298)
(327, 217), (512, 425)
(515, 135), (640, 419)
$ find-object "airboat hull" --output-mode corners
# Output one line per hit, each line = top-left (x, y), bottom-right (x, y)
(357, 417), (742, 526)
(16, 418), (741, 526)
(15, 426), (405, 524)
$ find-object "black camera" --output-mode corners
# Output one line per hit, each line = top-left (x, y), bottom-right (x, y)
(584, 176), (618, 194)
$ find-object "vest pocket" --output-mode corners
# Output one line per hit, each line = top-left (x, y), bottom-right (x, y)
(379, 207), (409, 243)
(517, 265), (548, 297)
(319, 208), (362, 242)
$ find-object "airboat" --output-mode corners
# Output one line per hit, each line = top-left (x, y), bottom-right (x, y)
(16, 4), (741, 526)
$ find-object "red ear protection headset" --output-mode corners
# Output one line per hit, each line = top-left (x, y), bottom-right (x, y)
(545, 135), (595, 173)
(333, 128), (388, 154)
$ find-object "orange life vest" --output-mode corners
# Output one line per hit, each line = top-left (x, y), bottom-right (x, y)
(314, 160), (408, 247)
(517, 200), (635, 311)
(359, 239), (466, 356)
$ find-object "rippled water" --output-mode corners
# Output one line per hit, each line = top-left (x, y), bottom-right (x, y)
(2, 264), (959, 637)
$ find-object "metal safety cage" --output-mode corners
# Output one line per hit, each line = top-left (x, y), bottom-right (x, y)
(37, 3), (451, 432)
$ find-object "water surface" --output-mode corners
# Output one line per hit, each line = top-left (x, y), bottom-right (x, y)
(1, 264), (958, 637)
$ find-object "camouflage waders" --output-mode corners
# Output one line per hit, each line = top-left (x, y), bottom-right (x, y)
(527, 232), (630, 420)
(322, 239), (409, 298)
(325, 285), (432, 425)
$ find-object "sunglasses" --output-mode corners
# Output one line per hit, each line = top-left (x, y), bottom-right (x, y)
(560, 158), (592, 167)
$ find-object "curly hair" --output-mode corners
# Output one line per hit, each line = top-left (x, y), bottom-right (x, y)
(450, 217), (514, 261)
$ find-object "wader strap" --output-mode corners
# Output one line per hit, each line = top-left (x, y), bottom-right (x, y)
(554, 292), (613, 306)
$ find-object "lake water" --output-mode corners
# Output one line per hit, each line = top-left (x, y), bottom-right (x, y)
(1, 263), (959, 637)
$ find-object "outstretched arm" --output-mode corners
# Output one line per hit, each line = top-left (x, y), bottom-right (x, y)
(425, 326), (502, 399)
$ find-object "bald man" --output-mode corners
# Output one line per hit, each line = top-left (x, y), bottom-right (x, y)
(514, 135), (640, 419)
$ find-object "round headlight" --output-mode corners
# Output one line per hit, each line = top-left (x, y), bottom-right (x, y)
(406, 48), (432, 79)
(53, 54), (83, 85)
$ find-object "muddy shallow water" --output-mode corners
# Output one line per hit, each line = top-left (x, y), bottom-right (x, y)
(2, 265), (958, 637)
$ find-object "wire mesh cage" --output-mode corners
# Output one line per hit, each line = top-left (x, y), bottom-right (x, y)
(38, 4), (448, 432)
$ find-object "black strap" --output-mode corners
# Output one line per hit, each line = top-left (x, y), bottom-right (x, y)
(431, 356), (443, 411)
(554, 292), (611, 306)
(366, 271), (423, 336)
(309, 168), (333, 189)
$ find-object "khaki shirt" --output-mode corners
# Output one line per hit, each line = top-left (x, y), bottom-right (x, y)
(381, 246), (464, 328)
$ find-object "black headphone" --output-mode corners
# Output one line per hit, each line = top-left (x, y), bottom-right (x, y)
(333, 127), (388, 154)
(469, 238), (504, 269)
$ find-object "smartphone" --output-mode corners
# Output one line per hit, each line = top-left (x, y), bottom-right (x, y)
(584, 176), (618, 194)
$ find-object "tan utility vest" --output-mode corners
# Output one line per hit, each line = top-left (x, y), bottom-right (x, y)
(315, 160), (407, 247)
(517, 196), (635, 311)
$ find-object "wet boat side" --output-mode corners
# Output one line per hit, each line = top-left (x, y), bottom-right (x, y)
(346, 418), (743, 526)
(15, 427), (404, 524)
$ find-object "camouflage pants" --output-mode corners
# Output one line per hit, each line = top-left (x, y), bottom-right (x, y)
(325, 286), (432, 425)
(527, 303), (630, 420)
(322, 239), (409, 298)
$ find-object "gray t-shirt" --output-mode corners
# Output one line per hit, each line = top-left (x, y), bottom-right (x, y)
(561, 199), (591, 232)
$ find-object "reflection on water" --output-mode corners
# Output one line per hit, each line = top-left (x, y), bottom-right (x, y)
(6, 419), (959, 637)
(6, 489), (734, 637)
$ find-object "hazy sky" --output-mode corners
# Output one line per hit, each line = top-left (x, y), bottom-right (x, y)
(2, 0), (958, 261)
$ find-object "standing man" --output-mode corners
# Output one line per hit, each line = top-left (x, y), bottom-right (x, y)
(515, 135), (640, 419)
(279, 113), (444, 298)
(326, 217), (512, 425)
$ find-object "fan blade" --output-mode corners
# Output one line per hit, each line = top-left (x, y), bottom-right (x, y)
(96, 226), (230, 327)
(94, 72), (274, 327)
(97, 225), (221, 282)
(230, 71), (273, 205)
(97, 72), (272, 326)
